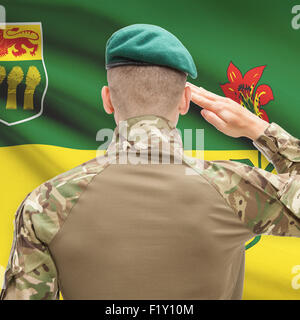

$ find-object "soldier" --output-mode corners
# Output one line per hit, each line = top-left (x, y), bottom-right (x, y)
(1, 23), (300, 300)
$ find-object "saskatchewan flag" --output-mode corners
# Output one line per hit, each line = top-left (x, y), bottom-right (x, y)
(1, 0), (300, 299)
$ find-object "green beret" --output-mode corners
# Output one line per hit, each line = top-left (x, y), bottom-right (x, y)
(105, 24), (197, 79)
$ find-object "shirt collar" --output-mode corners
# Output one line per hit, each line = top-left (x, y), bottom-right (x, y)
(106, 114), (183, 156)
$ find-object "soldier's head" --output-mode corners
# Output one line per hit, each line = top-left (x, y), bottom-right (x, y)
(102, 24), (197, 125)
(101, 64), (191, 125)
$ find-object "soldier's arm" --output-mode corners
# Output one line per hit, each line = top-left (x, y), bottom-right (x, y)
(0, 193), (59, 300)
(252, 122), (300, 175)
(0, 156), (105, 300)
(198, 159), (300, 237)
(187, 83), (300, 175)
(185, 83), (300, 235)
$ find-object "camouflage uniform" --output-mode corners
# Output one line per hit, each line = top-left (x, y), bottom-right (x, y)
(1, 114), (300, 300)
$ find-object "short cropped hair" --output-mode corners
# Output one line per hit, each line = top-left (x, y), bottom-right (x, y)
(107, 65), (187, 119)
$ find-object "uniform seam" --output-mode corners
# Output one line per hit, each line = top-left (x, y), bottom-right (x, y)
(182, 158), (255, 238)
(198, 169), (256, 238)
(44, 160), (112, 298)
(47, 161), (112, 248)
(182, 159), (237, 215)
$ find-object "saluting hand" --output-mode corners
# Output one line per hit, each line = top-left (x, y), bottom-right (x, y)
(186, 82), (269, 141)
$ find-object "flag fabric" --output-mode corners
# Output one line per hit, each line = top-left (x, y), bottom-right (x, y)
(0, 0), (300, 299)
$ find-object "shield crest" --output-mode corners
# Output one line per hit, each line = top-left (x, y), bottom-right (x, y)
(0, 22), (48, 126)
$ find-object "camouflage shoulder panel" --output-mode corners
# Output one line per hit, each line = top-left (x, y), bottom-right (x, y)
(27, 155), (111, 245)
(253, 122), (300, 175)
(1, 154), (111, 300)
(183, 156), (300, 237)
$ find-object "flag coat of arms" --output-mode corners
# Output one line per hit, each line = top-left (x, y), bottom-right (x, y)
(0, 22), (47, 126)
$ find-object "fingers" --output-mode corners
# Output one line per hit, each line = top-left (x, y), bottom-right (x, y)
(186, 82), (225, 102)
(190, 91), (221, 113)
(201, 109), (227, 131)
(188, 84), (217, 102)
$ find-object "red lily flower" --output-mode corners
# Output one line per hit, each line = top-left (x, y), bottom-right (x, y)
(220, 62), (274, 122)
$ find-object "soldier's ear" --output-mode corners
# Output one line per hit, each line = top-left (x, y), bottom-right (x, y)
(101, 86), (115, 114)
(179, 85), (191, 116)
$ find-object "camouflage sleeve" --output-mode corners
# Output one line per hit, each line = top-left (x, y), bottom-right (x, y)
(199, 159), (300, 237)
(0, 192), (59, 300)
(253, 122), (300, 175)
(0, 156), (107, 300)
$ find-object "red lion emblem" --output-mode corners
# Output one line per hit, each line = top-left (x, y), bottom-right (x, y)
(0, 27), (39, 57)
